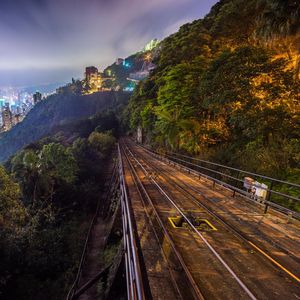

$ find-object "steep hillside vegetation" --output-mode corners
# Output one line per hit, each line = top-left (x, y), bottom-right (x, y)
(0, 108), (119, 299)
(126, 0), (300, 181)
(0, 91), (130, 162)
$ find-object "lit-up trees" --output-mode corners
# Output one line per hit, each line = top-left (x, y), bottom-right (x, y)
(256, 0), (300, 79)
(155, 58), (208, 150)
(201, 46), (300, 173)
(126, 0), (300, 177)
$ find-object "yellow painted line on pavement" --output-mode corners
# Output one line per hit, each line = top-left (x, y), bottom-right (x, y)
(248, 241), (300, 283)
(204, 219), (218, 231)
(168, 217), (179, 228)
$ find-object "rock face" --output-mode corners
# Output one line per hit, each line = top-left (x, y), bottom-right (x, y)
(0, 91), (130, 162)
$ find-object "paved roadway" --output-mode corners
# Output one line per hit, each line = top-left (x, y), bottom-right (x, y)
(121, 139), (300, 300)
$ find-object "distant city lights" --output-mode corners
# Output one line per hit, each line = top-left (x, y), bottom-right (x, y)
(122, 60), (131, 68)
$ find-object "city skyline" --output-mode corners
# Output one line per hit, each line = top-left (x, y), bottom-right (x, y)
(0, 0), (218, 87)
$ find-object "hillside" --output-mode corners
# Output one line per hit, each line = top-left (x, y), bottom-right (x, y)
(126, 0), (300, 180)
(103, 53), (144, 89)
(0, 91), (130, 162)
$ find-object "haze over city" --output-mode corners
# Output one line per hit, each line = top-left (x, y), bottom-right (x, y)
(0, 0), (217, 87)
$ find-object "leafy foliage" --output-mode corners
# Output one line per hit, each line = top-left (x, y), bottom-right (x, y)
(88, 131), (116, 156)
(1, 110), (117, 299)
(126, 0), (300, 183)
(0, 166), (25, 228)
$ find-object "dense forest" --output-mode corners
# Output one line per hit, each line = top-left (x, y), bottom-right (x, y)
(126, 0), (300, 183)
(0, 0), (299, 298)
(0, 108), (121, 299)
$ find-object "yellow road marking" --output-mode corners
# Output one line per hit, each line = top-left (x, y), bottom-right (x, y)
(168, 217), (217, 231)
(204, 219), (218, 231)
(168, 217), (179, 228)
(249, 241), (300, 283)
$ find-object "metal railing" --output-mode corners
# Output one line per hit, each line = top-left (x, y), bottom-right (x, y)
(140, 145), (300, 219)
(118, 144), (145, 300)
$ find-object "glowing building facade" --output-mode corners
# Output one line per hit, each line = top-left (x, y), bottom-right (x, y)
(85, 66), (102, 92)
(1, 103), (13, 131)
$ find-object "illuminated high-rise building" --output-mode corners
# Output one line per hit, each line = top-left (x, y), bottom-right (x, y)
(12, 113), (23, 126)
(33, 91), (42, 104)
(2, 103), (13, 131)
(0, 98), (5, 109)
(84, 66), (102, 92)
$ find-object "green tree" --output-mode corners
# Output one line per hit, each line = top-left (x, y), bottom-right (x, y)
(0, 166), (27, 292)
(202, 46), (299, 143)
(11, 150), (41, 204)
(72, 137), (103, 182)
(88, 131), (116, 156)
(0, 166), (26, 228)
(155, 58), (208, 149)
(39, 143), (77, 202)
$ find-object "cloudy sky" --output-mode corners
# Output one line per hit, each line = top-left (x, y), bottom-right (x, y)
(0, 0), (218, 87)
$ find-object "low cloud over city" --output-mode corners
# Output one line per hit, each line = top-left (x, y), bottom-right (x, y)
(0, 0), (217, 86)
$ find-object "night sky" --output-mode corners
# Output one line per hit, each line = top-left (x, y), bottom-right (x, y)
(0, 0), (218, 87)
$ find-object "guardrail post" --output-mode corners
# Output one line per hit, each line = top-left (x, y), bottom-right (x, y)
(267, 181), (273, 202)
(264, 203), (269, 214)
(264, 181), (273, 214)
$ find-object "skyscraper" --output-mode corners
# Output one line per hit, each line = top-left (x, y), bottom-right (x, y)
(33, 91), (42, 104)
(85, 66), (102, 92)
(2, 103), (13, 131)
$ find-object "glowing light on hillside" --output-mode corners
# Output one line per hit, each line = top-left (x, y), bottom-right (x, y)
(144, 53), (152, 62)
(122, 60), (131, 68)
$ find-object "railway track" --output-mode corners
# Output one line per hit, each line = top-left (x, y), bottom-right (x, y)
(121, 139), (300, 299)
(131, 142), (300, 268)
(135, 142), (300, 271)
(121, 143), (205, 299)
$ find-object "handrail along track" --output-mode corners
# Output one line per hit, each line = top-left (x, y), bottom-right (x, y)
(118, 144), (146, 300)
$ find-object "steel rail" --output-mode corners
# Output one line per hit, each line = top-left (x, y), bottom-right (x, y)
(166, 154), (300, 203)
(165, 150), (300, 189)
(129, 142), (300, 284)
(118, 144), (146, 300)
(140, 144), (300, 205)
(140, 144), (300, 218)
(124, 142), (258, 300)
(121, 142), (205, 300)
